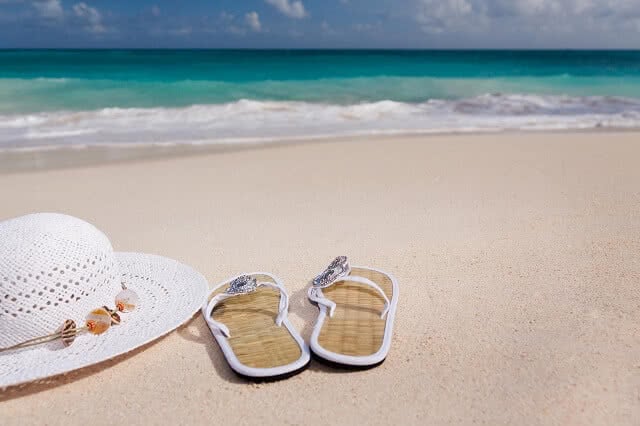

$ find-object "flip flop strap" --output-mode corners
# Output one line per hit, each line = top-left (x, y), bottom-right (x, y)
(308, 275), (390, 319)
(204, 281), (289, 338)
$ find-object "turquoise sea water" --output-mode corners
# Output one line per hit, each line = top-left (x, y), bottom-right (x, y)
(1, 49), (640, 112)
(1, 50), (639, 149)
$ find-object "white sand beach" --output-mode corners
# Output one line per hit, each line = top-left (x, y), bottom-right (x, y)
(0, 131), (639, 425)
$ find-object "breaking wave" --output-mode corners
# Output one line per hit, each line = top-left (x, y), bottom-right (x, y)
(1, 94), (640, 150)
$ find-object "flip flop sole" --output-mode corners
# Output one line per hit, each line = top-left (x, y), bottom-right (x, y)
(310, 348), (385, 370)
(233, 358), (311, 382)
(204, 273), (310, 380)
(310, 265), (398, 368)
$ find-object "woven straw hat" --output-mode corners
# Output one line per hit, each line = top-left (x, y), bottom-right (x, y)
(0, 213), (207, 388)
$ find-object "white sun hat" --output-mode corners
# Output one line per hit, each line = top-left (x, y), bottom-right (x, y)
(0, 212), (207, 388)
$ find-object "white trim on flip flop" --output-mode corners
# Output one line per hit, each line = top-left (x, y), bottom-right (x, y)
(202, 272), (310, 380)
(308, 257), (399, 368)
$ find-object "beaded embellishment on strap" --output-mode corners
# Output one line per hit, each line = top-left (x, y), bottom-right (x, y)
(225, 275), (258, 295)
(312, 256), (351, 287)
(0, 284), (139, 353)
(308, 256), (390, 318)
(204, 275), (289, 338)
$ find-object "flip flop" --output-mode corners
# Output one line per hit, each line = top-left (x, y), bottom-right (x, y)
(202, 273), (310, 380)
(308, 256), (399, 368)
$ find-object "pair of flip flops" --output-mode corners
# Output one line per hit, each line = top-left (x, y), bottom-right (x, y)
(202, 257), (399, 380)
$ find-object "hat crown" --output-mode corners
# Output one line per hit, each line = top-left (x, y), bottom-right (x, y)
(0, 213), (121, 347)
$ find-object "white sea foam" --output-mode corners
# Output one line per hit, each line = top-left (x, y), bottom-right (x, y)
(1, 94), (640, 150)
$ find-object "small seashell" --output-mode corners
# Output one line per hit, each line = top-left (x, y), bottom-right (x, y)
(115, 288), (139, 312)
(57, 319), (77, 347)
(85, 308), (112, 335)
(102, 306), (121, 325)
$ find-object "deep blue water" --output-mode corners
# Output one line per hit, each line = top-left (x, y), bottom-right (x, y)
(0, 50), (639, 112)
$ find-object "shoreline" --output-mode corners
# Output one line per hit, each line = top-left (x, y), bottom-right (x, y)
(2, 127), (639, 174)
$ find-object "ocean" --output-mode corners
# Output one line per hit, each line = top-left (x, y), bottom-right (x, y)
(1, 49), (639, 150)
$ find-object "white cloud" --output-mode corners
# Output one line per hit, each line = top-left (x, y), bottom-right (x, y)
(218, 11), (262, 35)
(219, 11), (235, 23)
(265, 0), (307, 19)
(169, 27), (192, 36)
(227, 26), (245, 35)
(415, 0), (640, 37)
(353, 23), (373, 32)
(321, 20), (336, 35)
(218, 12), (243, 35)
(33, 0), (63, 20)
(245, 11), (261, 32)
(416, 0), (474, 34)
(73, 2), (105, 33)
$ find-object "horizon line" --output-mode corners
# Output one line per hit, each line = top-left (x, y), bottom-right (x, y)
(1, 47), (639, 51)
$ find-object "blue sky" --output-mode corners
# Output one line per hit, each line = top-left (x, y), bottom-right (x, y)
(0, 0), (639, 48)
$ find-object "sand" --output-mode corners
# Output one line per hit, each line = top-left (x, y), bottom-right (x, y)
(0, 131), (638, 425)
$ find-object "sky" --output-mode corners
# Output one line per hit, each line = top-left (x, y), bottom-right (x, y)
(0, 0), (639, 48)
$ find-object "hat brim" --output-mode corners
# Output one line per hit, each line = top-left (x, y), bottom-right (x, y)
(0, 252), (207, 388)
